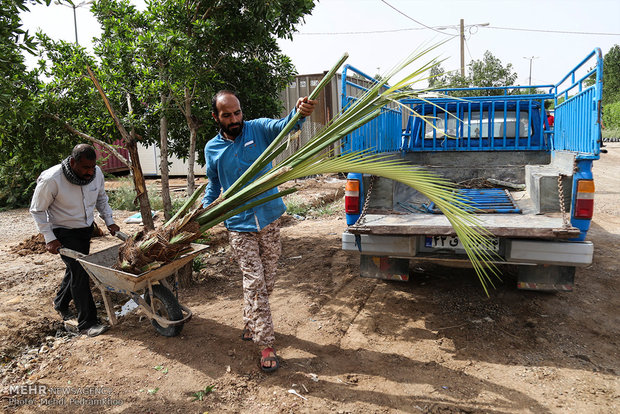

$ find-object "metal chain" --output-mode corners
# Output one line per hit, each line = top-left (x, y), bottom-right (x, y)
(557, 173), (570, 228)
(355, 175), (375, 226)
(557, 158), (578, 229)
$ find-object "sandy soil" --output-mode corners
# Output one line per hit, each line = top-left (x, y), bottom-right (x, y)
(0, 149), (618, 413)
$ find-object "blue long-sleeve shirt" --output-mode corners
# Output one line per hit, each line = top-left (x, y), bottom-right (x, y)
(202, 110), (304, 232)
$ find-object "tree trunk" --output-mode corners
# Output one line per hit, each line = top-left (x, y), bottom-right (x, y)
(175, 261), (194, 288)
(159, 95), (173, 221)
(184, 87), (197, 196)
(85, 66), (154, 231)
(125, 136), (155, 231)
(126, 94), (154, 231)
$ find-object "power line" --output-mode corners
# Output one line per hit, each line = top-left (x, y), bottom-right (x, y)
(464, 37), (473, 62)
(487, 25), (620, 36)
(379, 0), (457, 37)
(294, 25), (619, 37)
(294, 26), (430, 35)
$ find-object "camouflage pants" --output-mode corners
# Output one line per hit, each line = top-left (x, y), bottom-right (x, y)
(229, 219), (281, 347)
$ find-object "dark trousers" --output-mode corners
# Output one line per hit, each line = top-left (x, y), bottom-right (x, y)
(53, 225), (97, 331)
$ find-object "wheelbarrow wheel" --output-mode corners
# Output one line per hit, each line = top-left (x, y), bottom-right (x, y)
(144, 284), (184, 337)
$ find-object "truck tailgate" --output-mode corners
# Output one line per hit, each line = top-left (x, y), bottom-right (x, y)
(347, 213), (581, 239)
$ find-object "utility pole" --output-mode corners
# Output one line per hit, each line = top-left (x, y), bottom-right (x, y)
(460, 19), (465, 77)
(437, 20), (488, 76)
(56, 1), (93, 44)
(72, 4), (78, 44)
(523, 56), (539, 86)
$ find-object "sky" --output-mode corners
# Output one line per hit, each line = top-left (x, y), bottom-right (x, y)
(20, 0), (620, 88)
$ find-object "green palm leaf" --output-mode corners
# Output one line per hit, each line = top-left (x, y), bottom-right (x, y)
(122, 43), (501, 294)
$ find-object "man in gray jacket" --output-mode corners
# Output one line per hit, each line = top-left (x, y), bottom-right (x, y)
(30, 144), (120, 337)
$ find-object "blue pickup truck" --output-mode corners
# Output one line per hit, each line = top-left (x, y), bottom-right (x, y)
(341, 48), (604, 291)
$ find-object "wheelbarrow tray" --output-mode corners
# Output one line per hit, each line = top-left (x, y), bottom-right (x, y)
(75, 243), (209, 294)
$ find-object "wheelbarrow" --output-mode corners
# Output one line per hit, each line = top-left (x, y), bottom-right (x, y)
(59, 232), (208, 337)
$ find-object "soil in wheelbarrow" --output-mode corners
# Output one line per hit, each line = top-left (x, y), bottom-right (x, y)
(0, 171), (619, 413)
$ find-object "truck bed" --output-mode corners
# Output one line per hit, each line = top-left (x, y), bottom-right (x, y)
(349, 191), (581, 239)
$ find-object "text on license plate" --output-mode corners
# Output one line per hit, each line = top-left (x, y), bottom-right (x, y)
(425, 236), (499, 251)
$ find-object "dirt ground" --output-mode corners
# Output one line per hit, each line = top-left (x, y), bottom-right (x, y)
(0, 147), (618, 413)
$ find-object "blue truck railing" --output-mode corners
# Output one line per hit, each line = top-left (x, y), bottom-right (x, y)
(399, 93), (553, 152)
(340, 64), (403, 154)
(552, 48), (603, 159)
(340, 49), (603, 158)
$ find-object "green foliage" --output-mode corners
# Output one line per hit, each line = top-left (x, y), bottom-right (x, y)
(90, 0), (315, 161)
(0, 0), (69, 209)
(602, 44), (620, 106)
(193, 235), (212, 245)
(106, 180), (137, 210)
(1, 0), (315, 208)
(192, 384), (215, 401)
(429, 51), (518, 97)
(603, 101), (620, 132)
(146, 186), (186, 214)
(0, 0), (47, 111)
(602, 128), (620, 139)
(192, 255), (207, 272)
(285, 195), (310, 216)
(285, 195), (338, 218)
(0, 157), (38, 209)
(106, 180), (186, 213)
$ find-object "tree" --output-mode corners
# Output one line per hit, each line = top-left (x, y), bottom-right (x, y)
(140, 0), (314, 195)
(0, 0), (64, 208)
(428, 51), (518, 96)
(4, 0), (315, 219)
(602, 44), (620, 106)
(89, 0), (314, 220)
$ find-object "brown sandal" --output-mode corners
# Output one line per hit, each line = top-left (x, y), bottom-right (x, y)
(260, 347), (279, 372)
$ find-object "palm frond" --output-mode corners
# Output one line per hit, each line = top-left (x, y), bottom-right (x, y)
(117, 44), (502, 294)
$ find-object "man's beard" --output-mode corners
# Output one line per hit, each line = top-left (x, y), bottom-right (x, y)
(219, 119), (244, 138)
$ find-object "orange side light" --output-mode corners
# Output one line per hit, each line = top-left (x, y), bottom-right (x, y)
(577, 179), (595, 193)
(345, 179), (360, 192)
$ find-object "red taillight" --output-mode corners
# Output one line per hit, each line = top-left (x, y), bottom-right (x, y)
(574, 179), (595, 219)
(345, 179), (360, 214)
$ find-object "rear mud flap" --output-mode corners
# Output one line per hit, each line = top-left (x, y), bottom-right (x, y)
(360, 255), (409, 281)
(517, 264), (575, 292)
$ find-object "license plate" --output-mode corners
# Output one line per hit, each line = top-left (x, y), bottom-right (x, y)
(425, 235), (499, 252)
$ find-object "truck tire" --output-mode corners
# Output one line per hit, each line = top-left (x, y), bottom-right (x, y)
(145, 284), (184, 337)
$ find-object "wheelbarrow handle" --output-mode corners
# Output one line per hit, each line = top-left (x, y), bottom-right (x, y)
(115, 231), (129, 242)
(59, 231), (127, 259)
(58, 247), (86, 260)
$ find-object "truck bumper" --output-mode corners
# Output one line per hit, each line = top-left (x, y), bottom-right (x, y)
(506, 240), (593, 266)
(342, 232), (417, 257)
(342, 232), (594, 267)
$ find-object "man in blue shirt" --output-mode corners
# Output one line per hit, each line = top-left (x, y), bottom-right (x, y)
(203, 90), (316, 372)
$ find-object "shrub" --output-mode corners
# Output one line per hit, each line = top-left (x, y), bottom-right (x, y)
(284, 194), (339, 218)
(106, 179), (189, 215)
(602, 101), (620, 132)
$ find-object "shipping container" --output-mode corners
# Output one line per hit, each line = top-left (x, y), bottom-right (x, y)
(94, 139), (130, 173)
(137, 143), (206, 177)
